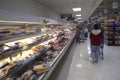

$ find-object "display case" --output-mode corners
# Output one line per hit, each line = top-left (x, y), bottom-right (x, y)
(0, 21), (76, 80)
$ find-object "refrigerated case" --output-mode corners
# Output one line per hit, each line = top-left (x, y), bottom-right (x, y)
(0, 21), (75, 80)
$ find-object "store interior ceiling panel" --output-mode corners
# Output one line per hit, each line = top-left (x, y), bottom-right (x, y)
(36, 0), (103, 20)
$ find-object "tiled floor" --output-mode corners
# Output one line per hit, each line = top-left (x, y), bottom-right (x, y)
(67, 40), (120, 80)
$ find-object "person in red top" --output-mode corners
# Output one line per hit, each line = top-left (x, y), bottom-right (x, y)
(90, 24), (103, 63)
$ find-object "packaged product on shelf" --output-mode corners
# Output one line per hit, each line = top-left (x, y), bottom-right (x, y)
(33, 64), (47, 70)
(119, 40), (120, 44)
(21, 70), (33, 79)
(9, 43), (23, 51)
(36, 37), (43, 42)
(13, 29), (24, 36)
(9, 57), (18, 64)
(6, 78), (13, 80)
(27, 50), (37, 55)
(31, 47), (41, 53)
(52, 51), (59, 58)
(33, 64), (49, 74)
(16, 77), (22, 80)
(45, 50), (52, 55)
(0, 30), (11, 40)
(0, 62), (9, 69)
(30, 37), (37, 40)
(0, 70), (6, 78)
(26, 28), (36, 33)
(20, 51), (34, 61)
(0, 65), (12, 76)
(19, 41), (28, 47)
(29, 74), (38, 80)
(24, 38), (36, 45)
(1, 45), (11, 53)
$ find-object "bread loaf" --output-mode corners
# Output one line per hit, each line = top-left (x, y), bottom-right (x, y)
(21, 70), (33, 79)
(16, 77), (22, 80)
(35, 68), (49, 74)
(33, 64), (49, 74)
(31, 47), (40, 51)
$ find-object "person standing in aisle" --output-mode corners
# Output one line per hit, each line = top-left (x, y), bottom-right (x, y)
(100, 28), (105, 60)
(100, 35), (104, 59)
(84, 27), (88, 40)
(90, 24), (103, 63)
(75, 25), (80, 43)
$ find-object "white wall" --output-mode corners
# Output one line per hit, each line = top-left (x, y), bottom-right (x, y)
(0, 0), (61, 24)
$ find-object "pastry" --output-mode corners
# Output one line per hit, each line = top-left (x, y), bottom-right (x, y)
(21, 70), (33, 79)
(33, 64), (49, 74)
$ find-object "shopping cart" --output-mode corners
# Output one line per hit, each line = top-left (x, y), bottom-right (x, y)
(79, 29), (84, 43)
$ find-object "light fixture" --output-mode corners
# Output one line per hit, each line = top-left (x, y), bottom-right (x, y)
(73, 8), (81, 12)
(76, 14), (81, 17)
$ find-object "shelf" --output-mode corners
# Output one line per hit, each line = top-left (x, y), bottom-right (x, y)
(0, 20), (41, 26)
(0, 37), (44, 61)
(0, 30), (55, 60)
(0, 32), (41, 44)
(0, 48), (22, 61)
(0, 30), (55, 44)
(1, 47), (49, 80)
(107, 44), (120, 46)
(0, 20), (47, 44)
(37, 33), (75, 80)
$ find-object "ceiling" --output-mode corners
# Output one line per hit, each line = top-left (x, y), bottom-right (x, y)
(36, 0), (103, 20)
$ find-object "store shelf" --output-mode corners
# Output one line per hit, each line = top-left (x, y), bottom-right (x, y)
(1, 47), (49, 80)
(37, 33), (75, 80)
(107, 44), (120, 46)
(104, 16), (120, 46)
(0, 20), (41, 26)
(0, 48), (22, 61)
(0, 30), (55, 61)
(0, 39), (43, 61)
(0, 20), (42, 44)
(0, 30), (55, 44)
(0, 32), (40, 44)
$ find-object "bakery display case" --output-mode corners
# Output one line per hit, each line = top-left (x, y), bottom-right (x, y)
(0, 21), (75, 80)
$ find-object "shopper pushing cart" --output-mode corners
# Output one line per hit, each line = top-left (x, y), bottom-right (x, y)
(75, 25), (84, 43)
(90, 24), (103, 63)
(84, 27), (88, 40)
(79, 27), (84, 43)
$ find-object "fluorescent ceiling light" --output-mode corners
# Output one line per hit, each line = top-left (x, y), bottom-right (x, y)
(76, 14), (81, 17)
(73, 8), (81, 12)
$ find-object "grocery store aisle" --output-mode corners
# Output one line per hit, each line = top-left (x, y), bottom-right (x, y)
(67, 39), (120, 80)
